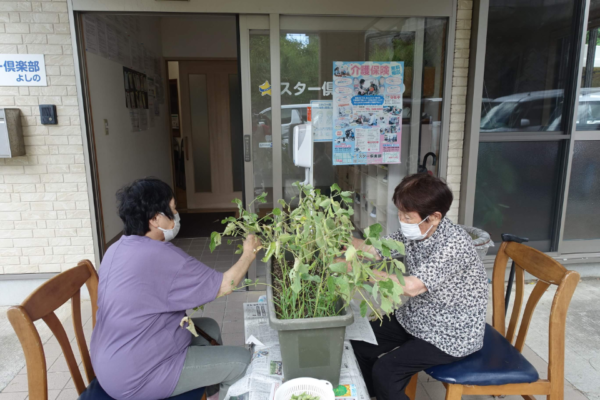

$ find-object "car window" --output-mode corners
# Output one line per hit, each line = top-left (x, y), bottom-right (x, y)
(282, 109), (292, 124)
(259, 108), (298, 125)
(577, 101), (600, 128)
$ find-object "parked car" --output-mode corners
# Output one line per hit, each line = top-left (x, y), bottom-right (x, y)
(480, 88), (600, 132)
(255, 104), (310, 146)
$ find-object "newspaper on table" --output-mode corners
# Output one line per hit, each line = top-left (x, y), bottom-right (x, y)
(243, 303), (279, 347)
(226, 302), (374, 400)
(344, 301), (377, 345)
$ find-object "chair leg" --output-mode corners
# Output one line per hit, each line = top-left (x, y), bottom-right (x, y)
(445, 384), (463, 400)
(405, 374), (418, 400)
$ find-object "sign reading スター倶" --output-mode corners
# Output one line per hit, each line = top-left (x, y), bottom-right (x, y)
(0, 54), (47, 86)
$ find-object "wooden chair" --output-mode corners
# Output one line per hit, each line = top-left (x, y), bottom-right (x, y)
(8, 259), (206, 400)
(419, 241), (579, 400)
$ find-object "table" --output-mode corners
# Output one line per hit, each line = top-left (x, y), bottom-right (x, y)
(224, 301), (375, 400)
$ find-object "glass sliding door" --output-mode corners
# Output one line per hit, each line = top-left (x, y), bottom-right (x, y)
(239, 13), (452, 279)
(560, 0), (600, 254)
(473, 0), (577, 254)
(278, 16), (448, 234)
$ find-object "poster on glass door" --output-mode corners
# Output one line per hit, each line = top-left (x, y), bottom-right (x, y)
(332, 61), (403, 165)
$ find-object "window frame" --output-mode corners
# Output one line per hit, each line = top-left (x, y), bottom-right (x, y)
(461, 0), (591, 260)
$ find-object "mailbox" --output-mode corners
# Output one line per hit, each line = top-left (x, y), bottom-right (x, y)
(0, 108), (25, 158)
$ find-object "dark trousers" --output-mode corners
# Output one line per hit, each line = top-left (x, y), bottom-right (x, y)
(351, 315), (463, 400)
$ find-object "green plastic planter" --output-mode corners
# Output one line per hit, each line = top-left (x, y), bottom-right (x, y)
(266, 260), (354, 386)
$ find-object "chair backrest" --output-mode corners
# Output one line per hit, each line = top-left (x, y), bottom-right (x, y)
(7, 260), (99, 400)
(491, 242), (579, 386)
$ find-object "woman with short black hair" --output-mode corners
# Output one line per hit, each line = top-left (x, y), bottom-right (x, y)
(90, 178), (260, 400)
(350, 173), (488, 400)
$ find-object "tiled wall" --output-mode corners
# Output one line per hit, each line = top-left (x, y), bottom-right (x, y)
(0, 0), (95, 274)
(446, 0), (472, 223)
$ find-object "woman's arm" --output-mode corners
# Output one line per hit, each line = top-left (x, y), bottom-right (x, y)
(218, 235), (260, 298)
(371, 269), (427, 297)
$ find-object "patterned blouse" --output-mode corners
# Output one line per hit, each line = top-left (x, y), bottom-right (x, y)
(378, 217), (489, 357)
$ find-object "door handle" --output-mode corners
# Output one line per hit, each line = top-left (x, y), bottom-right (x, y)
(184, 137), (189, 161)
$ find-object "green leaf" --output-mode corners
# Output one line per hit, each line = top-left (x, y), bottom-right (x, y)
(345, 245), (357, 261)
(361, 251), (375, 260)
(329, 262), (348, 274)
(379, 278), (394, 290)
(360, 300), (368, 317)
(372, 281), (379, 302)
(393, 259), (406, 273)
(319, 198), (331, 208)
(261, 242), (276, 262)
(381, 245), (391, 258)
(380, 295), (392, 314)
(327, 276), (335, 293)
(272, 207), (281, 215)
(326, 219), (336, 231)
(331, 183), (341, 192)
(291, 276), (302, 293)
(382, 239), (405, 254)
(395, 273), (405, 286)
(368, 223), (383, 238)
(255, 192), (268, 203)
(223, 222), (236, 236)
(244, 279), (252, 284)
(209, 232), (221, 252)
(334, 275), (350, 299)
(341, 191), (353, 197)
(278, 199), (287, 208)
(280, 233), (293, 243)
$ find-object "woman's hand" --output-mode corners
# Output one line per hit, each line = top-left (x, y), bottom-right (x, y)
(219, 235), (262, 298)
(352, 237), (382, 260)
(242, 234), (261, 258)
(369, 270), (427, 298)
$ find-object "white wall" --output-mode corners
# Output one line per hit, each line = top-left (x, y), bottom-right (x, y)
(86, 16), (171, 241)
(161, 15), (237, 59)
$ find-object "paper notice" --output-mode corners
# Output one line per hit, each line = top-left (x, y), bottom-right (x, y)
(139, 109), (148, 131)
(83, 15), (99, 55)
(355, 128), (380, 153)
(118, 31), (131, 67)
(130, 109), (139, 132)
(106, 24), (119, 62)
(130, 41), (141, 71)
(311, 100), (333, 142)
(96, 18), (109, 59)
(144, 47), (154, 75)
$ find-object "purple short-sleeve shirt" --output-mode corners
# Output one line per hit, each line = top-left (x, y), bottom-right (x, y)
(90, 235), (223, 400)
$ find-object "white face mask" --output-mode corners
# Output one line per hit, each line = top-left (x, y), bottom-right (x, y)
(158, 212), (180, 242)
(399, 215), (432, 241)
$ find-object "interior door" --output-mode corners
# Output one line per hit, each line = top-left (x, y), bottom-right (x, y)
(179, 60), (242, 209)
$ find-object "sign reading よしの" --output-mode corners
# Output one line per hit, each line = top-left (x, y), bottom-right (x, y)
(0, 54), (47, 86)
(332, 61), (403, 165)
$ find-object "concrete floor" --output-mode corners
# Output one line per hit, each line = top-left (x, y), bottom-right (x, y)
(0, 237), (597, 399)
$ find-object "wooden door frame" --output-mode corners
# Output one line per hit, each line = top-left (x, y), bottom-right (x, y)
(178, 59), (243, 210)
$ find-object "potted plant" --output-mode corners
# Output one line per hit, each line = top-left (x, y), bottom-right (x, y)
(210, 182), (406, 386)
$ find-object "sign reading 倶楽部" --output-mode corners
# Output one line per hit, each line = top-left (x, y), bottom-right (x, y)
(0, 54), (47, 87)
(332, 61), (403, 165)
